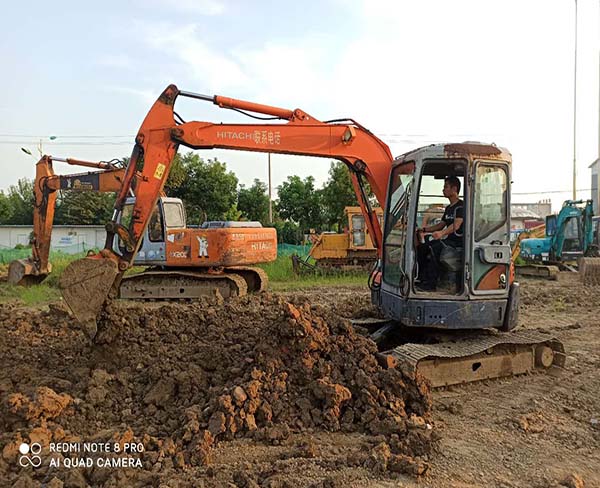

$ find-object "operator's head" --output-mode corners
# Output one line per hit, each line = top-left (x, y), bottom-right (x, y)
(443, 176), (461, 198)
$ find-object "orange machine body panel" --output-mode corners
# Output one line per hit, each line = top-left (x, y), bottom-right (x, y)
(164, 227), (277, 267)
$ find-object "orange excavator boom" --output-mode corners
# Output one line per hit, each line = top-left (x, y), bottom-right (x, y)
(60, 84), (395, 334)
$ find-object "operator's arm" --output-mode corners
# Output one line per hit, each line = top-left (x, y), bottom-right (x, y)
(419, 221), (446, 233)
(432, 217), (463, 240)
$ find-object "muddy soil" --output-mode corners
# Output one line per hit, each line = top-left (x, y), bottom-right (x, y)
(0, 292), (431, 487)
(1, 274), (599, 487)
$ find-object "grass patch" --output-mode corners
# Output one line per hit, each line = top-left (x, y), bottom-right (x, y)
(0, 282), (60, 305)
(1, 253), (370, 305)
(260, 255), (370, 291)
(268, 274), (367, 291)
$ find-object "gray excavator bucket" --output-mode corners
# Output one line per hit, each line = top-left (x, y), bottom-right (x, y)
(579, 257), (600, 285)
(7, 258), (48, 286)
(59, 257), (120, 341)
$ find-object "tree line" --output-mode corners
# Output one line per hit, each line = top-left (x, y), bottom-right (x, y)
(0, 152), (372, 244)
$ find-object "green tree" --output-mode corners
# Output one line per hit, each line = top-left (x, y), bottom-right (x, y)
(0, 191), (12, 223)
(164, 152), (187, 194)
(170, 152), (238, 224)
(276, 175), (324, 232)
(238, 179), (270, 223)
(55, 192), (115, 225)
(271, 220), (302, 244)
(321, 161), (377, 231)
(5, 179), (35, 225)
(120, 153), (185, 194)
(321, 161), (359, 230)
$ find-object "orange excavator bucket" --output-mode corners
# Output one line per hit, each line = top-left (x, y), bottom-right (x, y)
(59, 254), (120, 340)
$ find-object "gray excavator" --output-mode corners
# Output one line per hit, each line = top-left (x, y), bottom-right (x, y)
(59, 84), (565, 387)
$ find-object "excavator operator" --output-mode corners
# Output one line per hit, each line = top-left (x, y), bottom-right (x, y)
(416, 176), (464, 291)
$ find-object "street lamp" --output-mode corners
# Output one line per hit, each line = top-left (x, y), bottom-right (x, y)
(573, 0), (578, 200)
(21, 136), (57, 158)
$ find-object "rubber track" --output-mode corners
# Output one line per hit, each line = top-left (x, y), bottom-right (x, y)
(119, 270), (248, 299)
(387, 329), (566, 368)
(224, 266), (269, 292)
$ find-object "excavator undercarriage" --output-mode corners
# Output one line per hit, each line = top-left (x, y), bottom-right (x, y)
(118, 266), (268, 300)
(353, 318), (565, 387)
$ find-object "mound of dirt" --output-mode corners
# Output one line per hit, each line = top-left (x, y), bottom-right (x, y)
(0, 293), (432, 487)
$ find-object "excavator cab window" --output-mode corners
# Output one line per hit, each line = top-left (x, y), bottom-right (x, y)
(546, 215), (557, 236)
(351, 215), (366, 247)
(382, 163), (414, 287)
(148, 207), (164, 242)
(562, 216), (582, 253)
(163, 202), (186, 229)
(473, 165), (507, 241)
(414, 161), (466, 295)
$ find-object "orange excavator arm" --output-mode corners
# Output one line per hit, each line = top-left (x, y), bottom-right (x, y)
(7, 155), (126, 286)
(60, 84), (395, 332)
(111, 85), (392, 263)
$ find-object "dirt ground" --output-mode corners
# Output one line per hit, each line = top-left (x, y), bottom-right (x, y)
(0, 273), (599, 488)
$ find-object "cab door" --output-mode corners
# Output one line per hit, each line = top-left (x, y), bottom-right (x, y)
(381, 163), (414, 298)
(470, 162), (511, 295)
(131, 202), (167, 265)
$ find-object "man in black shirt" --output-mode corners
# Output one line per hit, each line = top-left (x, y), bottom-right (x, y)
(416, 176), (464, 291)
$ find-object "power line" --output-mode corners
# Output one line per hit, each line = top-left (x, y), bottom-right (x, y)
(0, 141), (132, 146)
(0, 134), (134, 138)
(513, 188), (592, 195)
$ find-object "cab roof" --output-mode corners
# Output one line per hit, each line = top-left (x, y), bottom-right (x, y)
(394, 142), (512, 165)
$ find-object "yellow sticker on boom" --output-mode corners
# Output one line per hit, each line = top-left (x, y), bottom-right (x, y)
(153, 163), (166, 180)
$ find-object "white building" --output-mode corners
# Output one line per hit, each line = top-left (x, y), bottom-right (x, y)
(510, 207), (543, 232)
(0, 225), (106, 253)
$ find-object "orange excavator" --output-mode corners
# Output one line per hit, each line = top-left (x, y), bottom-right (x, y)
(60, 84), (565, 386)
(9, 155), (276, 301)
(7, 156), (126, 286)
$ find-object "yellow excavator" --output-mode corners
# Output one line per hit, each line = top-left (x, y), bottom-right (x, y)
(292, 206), (383, 273)
(510, 223), (557, 279)
(59, 84), (566, 387)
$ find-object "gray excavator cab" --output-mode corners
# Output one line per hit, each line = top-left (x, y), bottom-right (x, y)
(113, 196), (187, 265)
(375, 142), (515, 331)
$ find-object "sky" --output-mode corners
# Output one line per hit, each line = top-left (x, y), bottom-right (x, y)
(1, 0), (599, 212)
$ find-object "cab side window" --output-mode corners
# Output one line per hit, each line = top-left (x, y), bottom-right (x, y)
(148, 207), (164, 242)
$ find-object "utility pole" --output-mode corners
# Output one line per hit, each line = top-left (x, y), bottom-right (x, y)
(597, 0), (600, 213)
(268, 153), (273, 223)
(573, 0), (578, 200)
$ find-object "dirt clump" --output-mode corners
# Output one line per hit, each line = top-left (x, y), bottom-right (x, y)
(0, 292), (432, 486)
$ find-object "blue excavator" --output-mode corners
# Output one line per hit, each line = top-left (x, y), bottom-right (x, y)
(516, 199), (600, 279)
